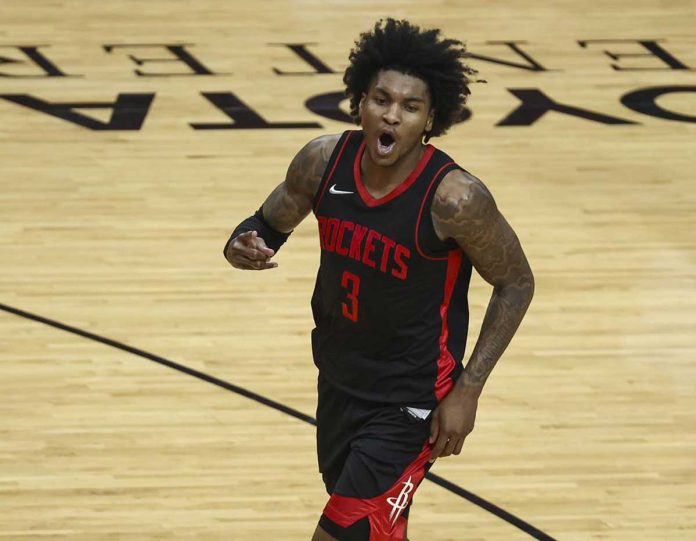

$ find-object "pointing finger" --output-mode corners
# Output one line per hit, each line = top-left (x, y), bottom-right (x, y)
(235, 255), (278, 270)
(253, 236), (275, 257)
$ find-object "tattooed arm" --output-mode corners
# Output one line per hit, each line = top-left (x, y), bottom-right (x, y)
(261, 134), (340, 233)
(428, 168), (534, 461)
(224, 134), (339, 270)
(434, 169), (535, 387)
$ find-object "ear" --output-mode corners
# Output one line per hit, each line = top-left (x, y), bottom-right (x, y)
(425, 109), (435, 132)
(359, 93), (366, 115)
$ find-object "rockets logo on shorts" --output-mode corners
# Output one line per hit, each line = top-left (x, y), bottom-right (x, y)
(387, 475), (415, 525)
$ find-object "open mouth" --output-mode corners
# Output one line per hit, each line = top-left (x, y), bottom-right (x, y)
(377, 132), (396, 156)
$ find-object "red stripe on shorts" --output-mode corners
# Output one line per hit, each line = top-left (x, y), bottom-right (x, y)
(322, 441), (432, 540)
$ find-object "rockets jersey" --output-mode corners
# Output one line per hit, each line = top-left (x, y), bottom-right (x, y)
(311, 130), (473, 408)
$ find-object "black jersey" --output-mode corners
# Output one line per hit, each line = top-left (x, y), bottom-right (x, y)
(310, 130), (472, 408)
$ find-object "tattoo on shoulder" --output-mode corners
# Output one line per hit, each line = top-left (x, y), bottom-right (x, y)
(263, 134), (339, 232)
(432, 170), (531, 290)
(432, 170), (496, 236)
(287, 134), (339, 198)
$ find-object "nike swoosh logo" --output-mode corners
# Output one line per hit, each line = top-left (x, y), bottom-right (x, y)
(329, 184), (354, 195)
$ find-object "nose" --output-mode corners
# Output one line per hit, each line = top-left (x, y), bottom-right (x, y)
(383, 103), (401, 125)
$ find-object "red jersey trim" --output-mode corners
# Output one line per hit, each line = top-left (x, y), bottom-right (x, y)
(353, 142), (435, 208)
(313, 132), (353, 214)
(322, 441), (431, 540)
(414, 161), (457, 261)
(435, 250), (463, 401)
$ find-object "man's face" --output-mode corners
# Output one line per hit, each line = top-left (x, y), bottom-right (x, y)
(359, 69), (435, 167)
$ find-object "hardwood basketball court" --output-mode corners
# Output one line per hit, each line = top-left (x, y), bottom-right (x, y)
(1, 1), (694, 540)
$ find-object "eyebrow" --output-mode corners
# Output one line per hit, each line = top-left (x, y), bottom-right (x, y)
(374, 86), (425, 102)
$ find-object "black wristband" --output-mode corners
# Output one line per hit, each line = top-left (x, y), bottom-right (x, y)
(223, 207), (292, 257)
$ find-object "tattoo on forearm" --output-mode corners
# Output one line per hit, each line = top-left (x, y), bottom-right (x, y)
(462, 285), (532, 387)
(432, 173), (534, 388)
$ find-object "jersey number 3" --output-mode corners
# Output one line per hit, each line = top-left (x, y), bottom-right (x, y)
(341, 271), (360, 322)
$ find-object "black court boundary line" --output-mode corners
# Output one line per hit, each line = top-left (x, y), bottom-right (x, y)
(0, 301), (557, 541)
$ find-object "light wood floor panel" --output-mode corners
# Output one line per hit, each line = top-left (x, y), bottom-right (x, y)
(1, 1), (695, 539)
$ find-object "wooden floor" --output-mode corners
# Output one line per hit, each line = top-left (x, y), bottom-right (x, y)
(1, 1), (695, 539)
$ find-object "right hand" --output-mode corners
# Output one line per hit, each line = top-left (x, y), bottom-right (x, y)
(225, 230), (278, 270)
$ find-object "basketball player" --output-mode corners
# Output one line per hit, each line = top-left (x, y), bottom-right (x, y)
(224, 19), (534, 541)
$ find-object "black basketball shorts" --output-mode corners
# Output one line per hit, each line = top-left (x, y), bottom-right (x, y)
(316, 373), (435, 541)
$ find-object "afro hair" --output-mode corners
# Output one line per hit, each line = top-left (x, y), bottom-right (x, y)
(343, 18), (480, 141)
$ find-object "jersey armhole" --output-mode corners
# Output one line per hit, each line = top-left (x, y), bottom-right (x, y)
(415, 163), (461, 260)
(312, 130), (354, 214)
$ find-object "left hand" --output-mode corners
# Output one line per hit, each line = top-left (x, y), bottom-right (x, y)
(429, 381), (482, 462)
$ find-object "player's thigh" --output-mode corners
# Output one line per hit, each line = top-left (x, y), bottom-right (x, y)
(319, 406), (432, 540)
(312, 524), (340, 541)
